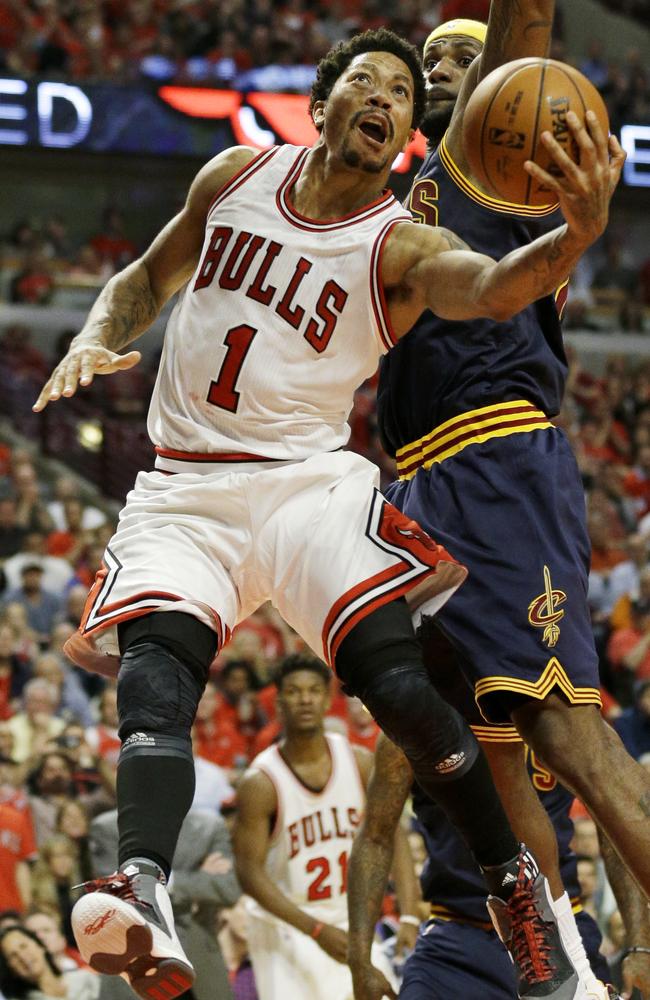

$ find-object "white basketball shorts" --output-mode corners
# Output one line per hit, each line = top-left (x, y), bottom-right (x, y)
(79, 450), (465, 666)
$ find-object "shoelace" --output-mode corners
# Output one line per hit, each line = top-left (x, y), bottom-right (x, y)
(508, 879), (555, 985)
(72, 872), (149, 910)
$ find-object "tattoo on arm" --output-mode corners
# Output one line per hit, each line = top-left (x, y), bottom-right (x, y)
(437, 228), (471, 253)
(103, 267), (158, 350)
(639, 791), (650, 819)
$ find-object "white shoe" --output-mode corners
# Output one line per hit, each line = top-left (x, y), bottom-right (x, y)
(71, 863), (194, 1000)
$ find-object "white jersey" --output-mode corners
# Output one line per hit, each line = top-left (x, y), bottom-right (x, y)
(247, 732), (365, 925)
(149, 144), (412, 470)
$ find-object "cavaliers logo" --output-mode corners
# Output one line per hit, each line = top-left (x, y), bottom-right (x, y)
(528, 566), (566, 648)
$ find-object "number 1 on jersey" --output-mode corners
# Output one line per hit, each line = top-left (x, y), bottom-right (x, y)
(206, 323), (257, 413)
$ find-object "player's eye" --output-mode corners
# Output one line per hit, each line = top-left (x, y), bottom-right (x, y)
(459, 56), (474, 67)
(425, 60), (438, 71)
(354, 72), (371, 83)
(394, 84), (409, 96)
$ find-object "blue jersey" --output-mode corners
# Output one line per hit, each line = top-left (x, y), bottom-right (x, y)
(413, 751), (581, 925)
(377, 136), (568, 458)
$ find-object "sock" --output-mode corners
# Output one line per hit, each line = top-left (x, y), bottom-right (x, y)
(429, 751), (520, 871)
(117, 753), (195, 880)
(552, 892), (601, 989)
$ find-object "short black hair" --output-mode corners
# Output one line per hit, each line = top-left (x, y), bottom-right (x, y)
(310, 28), (425, 131)
(220, 659), (260, 689)
(274, 654), (331, 691)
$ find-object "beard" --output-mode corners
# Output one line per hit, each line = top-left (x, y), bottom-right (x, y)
(419, 99), (455, 145)
(341, 144), (388, 175)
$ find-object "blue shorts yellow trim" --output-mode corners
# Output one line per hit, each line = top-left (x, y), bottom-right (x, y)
(396, 399), (552, 480)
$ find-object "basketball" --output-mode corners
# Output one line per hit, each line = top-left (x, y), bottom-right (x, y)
(462, 58), (610, 207)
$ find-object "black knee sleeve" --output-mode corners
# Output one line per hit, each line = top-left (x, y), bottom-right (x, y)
(336, 600), (479, 782)
(361, 664), (479, 781)
(117, 612), (216, 753)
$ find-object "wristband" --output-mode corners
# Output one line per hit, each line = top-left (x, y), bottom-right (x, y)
(311, 922), (324, 940)
(623, 946), (650, 960)
(399, 915), (421, 927)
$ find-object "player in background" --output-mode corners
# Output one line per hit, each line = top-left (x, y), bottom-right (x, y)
(32, 27), (623, 1000)
(348, 635), (626, 1000)
(374, 3), (650, 994)
(233, 654), (418, 1000)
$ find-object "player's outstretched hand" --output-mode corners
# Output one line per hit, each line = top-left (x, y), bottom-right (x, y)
(351, 963), (397, 1000)
(523, 110), (626, 246)
(32, 345), (142, 412)
(622, 950), (650, 999)
(315, 923), (349, 964)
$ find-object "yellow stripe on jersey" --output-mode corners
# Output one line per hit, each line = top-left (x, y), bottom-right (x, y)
(439, 136), (557, 217)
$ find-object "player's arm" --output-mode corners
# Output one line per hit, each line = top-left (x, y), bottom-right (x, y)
(352, 743), (421, 947)
(232, 768), (348, 964)
(32, 145), (257, 412)
(384, 113), (625, 329)
(599, 829), (650, 998)
(348, 735), (413, 1000)
(448, 0), (555, 155)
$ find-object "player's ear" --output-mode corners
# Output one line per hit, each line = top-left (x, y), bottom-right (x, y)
(401, 127), (416, 152)
(312, 100), (326, 132)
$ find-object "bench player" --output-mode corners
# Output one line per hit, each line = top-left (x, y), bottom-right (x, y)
(233, 654), (408, 1000)
(33, 26), (623, 1000)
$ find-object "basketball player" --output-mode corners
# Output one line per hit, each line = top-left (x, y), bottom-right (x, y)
(347, 635), (623, 1000)
(373, 2), (650, 994)
(233, 653), (409, 1000)
(32, 26), (623, 1000)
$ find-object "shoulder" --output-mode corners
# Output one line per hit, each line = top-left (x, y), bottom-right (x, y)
(238, 763), (278, 814)
(186, 145), (260, 219)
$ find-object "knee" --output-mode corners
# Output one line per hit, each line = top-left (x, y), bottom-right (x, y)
(512, 696), (610, 780)
(358, 664), (478, 779)
(117, 612), (214, 743)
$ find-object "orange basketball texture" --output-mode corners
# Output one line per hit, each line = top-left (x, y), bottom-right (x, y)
(461, 58), (610, 207)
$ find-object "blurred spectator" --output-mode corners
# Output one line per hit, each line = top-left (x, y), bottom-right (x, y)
(4, 532), (74, 598)
(0, 923), (100, 1000)
(12, 465), (52, 536)
(194, 681), (248, 773)
(9, 251), (55, 307)
(2, 564), (61, 645)
(32, 655), (92, 729)
(191, 727), (236, 813)
(0, 624), (31, 721)
(84, 685), (120, 769)
(29, 834), (81, 946)
(576, 855), (599, 922)
(89, 209), (137, 270)
(27, 751), (76, 846)
(0, 755), (37, 915)
(0, 327), (48, 383)
(0, 499), (28, 561)
(218, 898), (259, 1000)
(613, 679), (650, 759)
(90, 805), (240, 1000)
(23, 911), (84, 973)
(46, 479), (106, 536)
(6, 681), (64, 765)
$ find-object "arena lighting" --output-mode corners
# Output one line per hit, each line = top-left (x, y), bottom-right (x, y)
(621, 124), (650, 188)
(0, 78), (92, 147)
(77, 420), (103, 452)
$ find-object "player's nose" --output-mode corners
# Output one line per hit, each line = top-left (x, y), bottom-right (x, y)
(367, 90), (392, 112)
(428, 59), (453, 83)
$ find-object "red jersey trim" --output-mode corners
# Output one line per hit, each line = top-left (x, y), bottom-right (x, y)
(369, 216), (411, 352)
(155, 446), (278, 463)
(275, 147), (398, 232)
(206, 146), (280, 220)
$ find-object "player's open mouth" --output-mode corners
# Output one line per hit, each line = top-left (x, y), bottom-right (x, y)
(358, 116), (388, 145)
